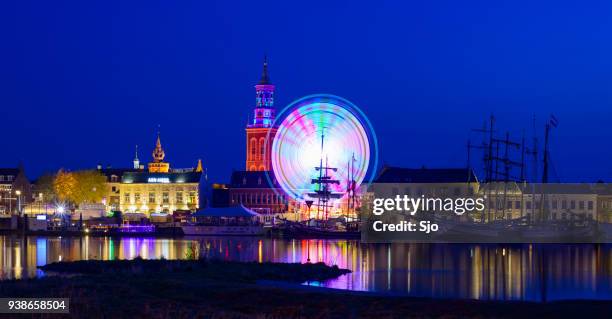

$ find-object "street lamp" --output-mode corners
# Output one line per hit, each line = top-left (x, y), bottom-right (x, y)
(8, 190), (12, 214)
(15, 190), (21, 215)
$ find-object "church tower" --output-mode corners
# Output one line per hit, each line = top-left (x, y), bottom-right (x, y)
(246, 56), (277, 171)
(148, 132), (170, 173)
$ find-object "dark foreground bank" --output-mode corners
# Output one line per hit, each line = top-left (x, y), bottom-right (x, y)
(0, 259), (607, 319)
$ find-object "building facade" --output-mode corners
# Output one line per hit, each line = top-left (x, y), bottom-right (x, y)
(594, 183), (612, 223)
(100, 134), (204, 215)
(367, 166), (481, 221)
(228, 57), (292, 218)
(481, 183), (601, 222)
(229, 170), (288, 217)
(0, 166), (32, 215)
(517, 184), (598, 222)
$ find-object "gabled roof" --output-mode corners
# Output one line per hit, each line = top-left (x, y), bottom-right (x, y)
(374, 166), (478, 183)
(230, 170), (279, 189)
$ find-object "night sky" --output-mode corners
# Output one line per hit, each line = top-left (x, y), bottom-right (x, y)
(1, 0), (611, 183)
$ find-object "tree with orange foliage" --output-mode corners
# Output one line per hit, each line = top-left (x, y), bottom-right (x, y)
(53, 169), (107, 207)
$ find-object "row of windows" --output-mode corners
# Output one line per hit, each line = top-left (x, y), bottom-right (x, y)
(601, 200), (612, 209)
(491, 199), (595, 211)
(241, 177), (276, 186)
(500, 212), (595, 220)
(0, 175), (14, 182)
(249, 138), (267, 160)
(232, 193), (286, 205)
(255, 91), (274, 107)
(123, 192), (196, 204)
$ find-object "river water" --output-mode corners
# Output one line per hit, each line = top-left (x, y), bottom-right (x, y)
(0, 235), (610, 302)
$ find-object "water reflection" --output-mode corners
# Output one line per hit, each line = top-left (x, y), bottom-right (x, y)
(0, 235), (610, 301)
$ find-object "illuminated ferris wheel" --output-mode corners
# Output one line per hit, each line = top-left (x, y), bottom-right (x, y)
(268, 94), (378, 214)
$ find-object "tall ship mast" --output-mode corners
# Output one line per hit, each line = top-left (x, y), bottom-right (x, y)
(307, 128), (342, 220)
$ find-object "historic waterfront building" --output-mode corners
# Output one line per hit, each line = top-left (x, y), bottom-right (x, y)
(0, 165), (32, 215)
(229, 170), (288, 216)
(245, 56), (277, 171)
(100, 134), (204, 215)
(229, 57), (289, 218)
(365, 166), (481, 222)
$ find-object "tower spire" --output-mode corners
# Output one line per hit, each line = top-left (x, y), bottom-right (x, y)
(195, 158), (203, 172)
(152, 131), (165, 163)
(246, 56), (277, 171)
(148, 129), (170, 173)
(259, 55), (271, 84)
(133, 144), (140, 169)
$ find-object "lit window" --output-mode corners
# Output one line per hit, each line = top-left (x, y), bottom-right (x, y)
(250, 139), (257, 158)
(162, 192), (169, 204)
(259, 138), (265, 158)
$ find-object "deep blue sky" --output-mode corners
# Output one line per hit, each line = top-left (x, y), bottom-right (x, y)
(1, 0), (611, 182)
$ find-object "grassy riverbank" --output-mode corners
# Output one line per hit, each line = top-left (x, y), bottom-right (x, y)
(0, 259), (608, 318)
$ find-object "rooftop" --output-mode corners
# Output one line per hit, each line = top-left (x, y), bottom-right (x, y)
(122, 171), (202, 184)
(0, 168), (21, 185)
(230, 170), (279, 189)
(374, 166), (478, 184)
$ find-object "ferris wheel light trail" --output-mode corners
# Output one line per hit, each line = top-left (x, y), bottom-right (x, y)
(270, 95), (377, 202)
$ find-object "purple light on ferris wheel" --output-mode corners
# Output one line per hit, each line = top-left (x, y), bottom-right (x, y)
(270, 95), (376, 201)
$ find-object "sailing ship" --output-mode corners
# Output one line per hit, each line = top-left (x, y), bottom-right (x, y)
(461, 115), (600, 242)
(278, 129), (361, 238)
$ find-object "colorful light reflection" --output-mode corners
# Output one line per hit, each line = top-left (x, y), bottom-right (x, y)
(270, 95), (375, 201)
